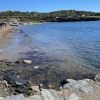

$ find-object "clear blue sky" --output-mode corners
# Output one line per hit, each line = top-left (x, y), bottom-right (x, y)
(0, 0), (100, 12)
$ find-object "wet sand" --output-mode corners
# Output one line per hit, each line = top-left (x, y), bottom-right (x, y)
(0, 25), (16, 60)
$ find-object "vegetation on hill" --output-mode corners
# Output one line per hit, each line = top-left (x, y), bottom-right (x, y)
(0, 10), (100, 22)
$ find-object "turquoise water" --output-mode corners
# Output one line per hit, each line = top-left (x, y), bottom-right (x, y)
(22, 21), (100, 69)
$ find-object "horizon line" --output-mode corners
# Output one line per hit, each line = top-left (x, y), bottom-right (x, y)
(0, 9), (100, 13)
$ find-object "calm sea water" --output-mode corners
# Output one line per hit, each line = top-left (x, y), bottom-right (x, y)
(22, 21), (100, 69)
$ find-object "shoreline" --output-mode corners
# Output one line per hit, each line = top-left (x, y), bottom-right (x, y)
(0, 24), (99, 99)
(0, 59), (100, 100)
(0, 25), (16, 61)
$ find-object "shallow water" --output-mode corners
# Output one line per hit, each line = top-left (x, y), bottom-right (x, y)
(21, 21), (100, 69)
(0, 21), (100, 79)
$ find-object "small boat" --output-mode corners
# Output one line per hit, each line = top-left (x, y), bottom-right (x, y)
(9, 19), (19, 26)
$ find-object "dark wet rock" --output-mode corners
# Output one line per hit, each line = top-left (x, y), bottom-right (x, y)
(14, 85), (32, 94)
(4, 72), (27, 87)
(60, 80), (69, 87)
(15, 61), (20, 64)
(4, 61), (15, 66)
(3, 71), (32, 95)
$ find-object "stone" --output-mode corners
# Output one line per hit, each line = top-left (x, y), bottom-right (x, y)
(34, 66), (39, 69)
(4, 94), (25, 100)
(23, 60), (32, 64)
(58, 89), (70, 97)
(4, 73), (27, 87)
(15, 61), (20, 64)
(41, 89), (62, 100)
(94, 74), (100, 82)
(31, 85), (40, 92)
(63, 79), (94, 93)
(0, 97), (4, 100)
(48, 85), (55, 89)
(15, 81), (24, 86)
(64, 93), (80, 100)
(1, 80), (8, 87)
(27, 95), (42, 100)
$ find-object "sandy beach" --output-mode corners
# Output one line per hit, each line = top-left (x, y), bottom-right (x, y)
(0, 25), (15, 37)
(0, 25), (16, 60)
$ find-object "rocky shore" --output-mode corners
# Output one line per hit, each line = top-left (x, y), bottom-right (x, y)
(0, 59), (99, 100)
(0, 72), (100, 100)
(0, 25), (100, 100)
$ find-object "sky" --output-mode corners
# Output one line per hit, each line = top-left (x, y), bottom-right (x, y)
(0, 0), (100, 12)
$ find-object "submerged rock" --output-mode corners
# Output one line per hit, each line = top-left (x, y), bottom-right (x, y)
(4, 72), (27, 87)
(3, 71), (32, 95)
(34, 66), (39, 69)
(23, 60), (32, 64)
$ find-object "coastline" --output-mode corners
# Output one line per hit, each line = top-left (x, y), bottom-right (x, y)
(0, 24), (99, 99)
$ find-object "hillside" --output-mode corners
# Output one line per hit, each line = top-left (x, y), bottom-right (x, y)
(0, 10), (100, 22)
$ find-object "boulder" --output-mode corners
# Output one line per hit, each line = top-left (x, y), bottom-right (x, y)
(66, 79), (77, 83)
(41, 89), (62, 100)
(63, 79), (94, 93)
(94, 74), (100, 82)
(64, 93), (80, 100)
(23, 60), (32, 64)
(4, 94), (25, 100)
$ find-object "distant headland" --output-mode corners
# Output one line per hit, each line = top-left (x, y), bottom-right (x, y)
(0, 10), (100, 22)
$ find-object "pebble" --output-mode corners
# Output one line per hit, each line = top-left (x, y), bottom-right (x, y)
(34, 65), (39, 69)
(94, 74), (100, 82)
(23, 60), (32, 64)
(31, 85), (40, 92)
